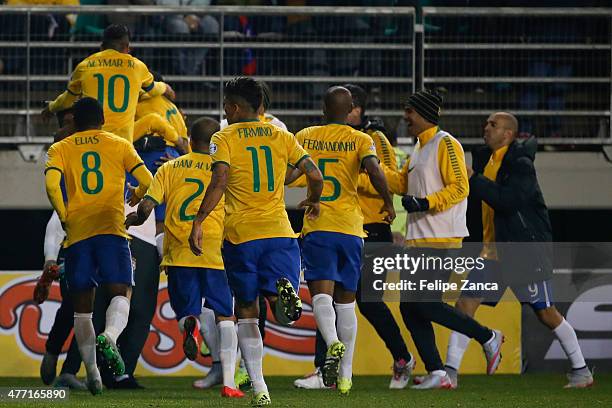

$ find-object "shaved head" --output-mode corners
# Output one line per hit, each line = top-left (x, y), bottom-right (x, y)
(494, 112), (518, 136)
(190, 117), (220, 151)
(484, 111), (519, 150)
(323, 86), (353, 123)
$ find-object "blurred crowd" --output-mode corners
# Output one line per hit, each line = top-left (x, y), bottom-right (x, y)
(0, 0), (610, 139)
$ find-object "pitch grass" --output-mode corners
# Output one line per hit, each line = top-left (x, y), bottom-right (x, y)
(1, 375), (611, 408)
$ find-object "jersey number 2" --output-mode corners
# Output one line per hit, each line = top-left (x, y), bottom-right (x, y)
(179, 178), (205, 221)
(94, 73), (130, 113)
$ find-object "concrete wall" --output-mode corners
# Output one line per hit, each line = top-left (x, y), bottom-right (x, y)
(2, 149), (612, 210)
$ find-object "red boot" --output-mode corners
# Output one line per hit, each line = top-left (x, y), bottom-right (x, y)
(221, 386), (245, 398)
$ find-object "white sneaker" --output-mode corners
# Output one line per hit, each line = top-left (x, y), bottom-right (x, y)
(53, 373), (87, 390)
(293, 368), (330, 389)
(389, 355), (415, 389)
(415, 367), (459, 389)
(192, 363), (223, 389)
(564, 367), (594, 388)
(482, 330), (504, 375)
(86, 369), (103, 396)
(410, 372), (453, 390)
(445, 366), (458, 389)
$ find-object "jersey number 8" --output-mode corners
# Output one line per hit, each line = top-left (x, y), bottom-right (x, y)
(81, 151), (103, 194)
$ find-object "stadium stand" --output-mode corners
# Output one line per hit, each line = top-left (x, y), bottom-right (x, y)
(1, 3), (608, 146)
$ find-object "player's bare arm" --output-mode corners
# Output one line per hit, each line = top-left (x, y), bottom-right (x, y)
(174, 137), (190, 155)
(284, 165), (303, 185)
(126, 165), (154, 206)
(362, 156), (396, 223)
(189, 162), (229, 256)
(296, 157), (323, 220)
(125, 197), (157, 229)
(163, 83), (176, 101)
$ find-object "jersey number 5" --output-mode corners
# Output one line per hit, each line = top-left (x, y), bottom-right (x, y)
(179, 178), (205, 221)
(94, 73), (130, 113)
(318, 158), (340, 201)
(81, 151), (103, 194)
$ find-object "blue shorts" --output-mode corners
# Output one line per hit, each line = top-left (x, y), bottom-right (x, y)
(222, 238), (300, 303)
(167, 266), (233, 319)
(128, 146), (181, 222)
(301, 231), (363, 292)
(462, 260), (554, 311)
(64, 234), (134, 291)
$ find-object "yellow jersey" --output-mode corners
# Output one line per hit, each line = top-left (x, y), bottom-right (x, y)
(210, 120), (308, 244)
(481, 145), (509, 260)
(136, 94), (188, 147)
(296, 124), (377, 238)
(49, 49), (165, 141)
(357, 128), (397, 225)
(45, 129), (146, 247)
(145, 152), (224, 270)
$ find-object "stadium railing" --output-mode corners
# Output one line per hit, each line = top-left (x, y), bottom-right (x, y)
(0, 6), (610, 147)
(0, 5), (415, 145)
(422, 7), (612, 145)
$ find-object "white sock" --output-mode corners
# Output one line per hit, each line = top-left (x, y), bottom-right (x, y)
(238, 350), (244, 369)
(73, 312), (99, 379)
(200, 307), (220, 362)
(431, 369), (446, 377)
(553, 318), (586, 369)
(335, 301), (357, 380)
(103, 296), (130, 343)
(312, 294), (338, 347)
(218, 320), (238, 388)
(446, 331), (470, 371)
(237, 318), (267, 394)
(155, 233), (164, 259)
(236, 324), (244, 371)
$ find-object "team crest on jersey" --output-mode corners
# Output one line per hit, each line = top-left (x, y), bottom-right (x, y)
(209, 142), (217, 155)
(369, 142), (376, 152)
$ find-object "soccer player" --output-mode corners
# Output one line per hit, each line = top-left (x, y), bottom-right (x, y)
(134, 70), (190, 158)
(125, 117), (244, 398)
(199, 80), (283, 391)
(103, 74), (188, 390)
(44, 97), (153, 395)
(189, 77), (323, 407)
(134, 71), (190, 241)
(42, 24), (173, 142)
(287, 86), (395, 395)
(346, 84), (414, 388)
(442, 112), (593, 388)
(383, 90), (503, 389)
(36, 211), (86, 390)
(220, 81), (287, 131)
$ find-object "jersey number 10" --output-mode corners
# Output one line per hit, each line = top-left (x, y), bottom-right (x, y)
(94, 73), (130, 113)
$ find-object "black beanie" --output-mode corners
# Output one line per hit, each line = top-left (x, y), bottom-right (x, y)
(403, 90), (443, 125)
